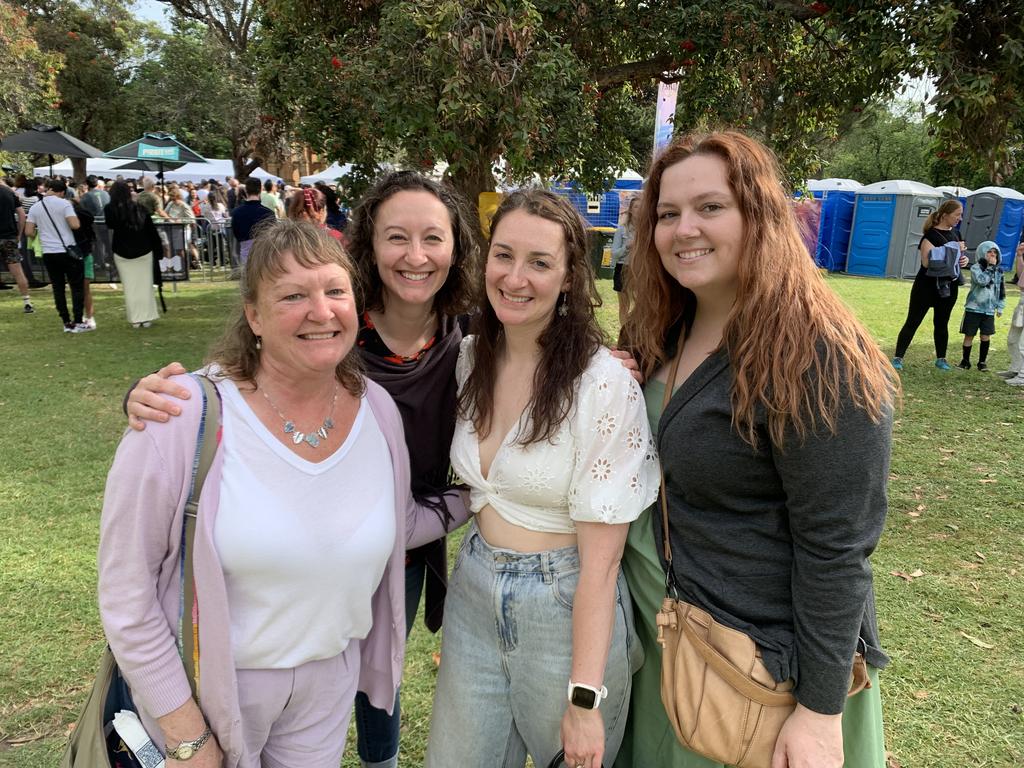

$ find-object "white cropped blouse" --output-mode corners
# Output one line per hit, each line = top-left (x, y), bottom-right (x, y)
(450, 337), (659, 533)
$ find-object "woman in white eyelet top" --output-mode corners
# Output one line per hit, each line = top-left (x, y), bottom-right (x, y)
(451, 341), (657, 533)
(425, 190), (659, 768)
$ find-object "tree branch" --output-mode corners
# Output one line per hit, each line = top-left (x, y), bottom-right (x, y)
(593, 55), (679, 88)
(766, 0), (819, 22)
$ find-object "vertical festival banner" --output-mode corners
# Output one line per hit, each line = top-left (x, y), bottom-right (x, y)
(653, 82), (679, 156)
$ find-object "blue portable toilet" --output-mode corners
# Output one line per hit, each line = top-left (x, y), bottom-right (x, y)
(962, 186), (1024, 269)
(846, 180), (942, 278)
(807, 179), (862, 270)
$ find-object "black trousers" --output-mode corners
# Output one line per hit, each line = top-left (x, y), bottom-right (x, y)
(43, 251), (85, 324)
(894, 273), (959, 359)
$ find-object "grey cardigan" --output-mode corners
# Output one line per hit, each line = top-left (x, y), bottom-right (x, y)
(654, 348), (891, 714)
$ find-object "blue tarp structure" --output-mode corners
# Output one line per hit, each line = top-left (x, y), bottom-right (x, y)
(552, 171), (643, 228)
(807, 179), (862, 270)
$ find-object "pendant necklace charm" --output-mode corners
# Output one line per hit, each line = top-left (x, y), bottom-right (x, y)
(260, 381), (339, 449)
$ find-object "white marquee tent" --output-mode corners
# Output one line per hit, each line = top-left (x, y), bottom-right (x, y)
(34, 157), (281, 184)
(299, 163), (352, 185)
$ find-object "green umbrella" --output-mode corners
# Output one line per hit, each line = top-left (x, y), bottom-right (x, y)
(106, 132), (206, 188)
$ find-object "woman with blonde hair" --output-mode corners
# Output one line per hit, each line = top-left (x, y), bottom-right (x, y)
(164, 185), (200, 271)
(99, 219), (466, 767)
(616, 131), (897, 768)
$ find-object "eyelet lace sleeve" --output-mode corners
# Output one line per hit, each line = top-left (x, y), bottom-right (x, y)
(567, 350), (659, 525)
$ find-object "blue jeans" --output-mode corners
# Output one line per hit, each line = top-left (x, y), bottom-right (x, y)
(425, 523), (642, 767)
(353, 557), (426, 767)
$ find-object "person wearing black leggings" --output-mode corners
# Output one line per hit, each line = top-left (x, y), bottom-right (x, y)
(892, 199), (969, 371)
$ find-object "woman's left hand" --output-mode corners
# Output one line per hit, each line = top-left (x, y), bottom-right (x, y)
(608, 347), (643, 384)
(770, 704), (843, 768)
(560, 705), (605, 768)
(959, 254), (969, 268)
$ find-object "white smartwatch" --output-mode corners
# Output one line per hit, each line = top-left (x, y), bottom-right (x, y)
(567, 681), (608, 710)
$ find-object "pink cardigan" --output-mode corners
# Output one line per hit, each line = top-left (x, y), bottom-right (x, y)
(98, 374), (466, 767)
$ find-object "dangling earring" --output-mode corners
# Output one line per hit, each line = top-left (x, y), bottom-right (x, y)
(255, 335), (262, 350)
(557, 292), (569, 317)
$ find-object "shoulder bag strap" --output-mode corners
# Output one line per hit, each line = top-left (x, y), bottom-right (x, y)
(38, 197), (72, 252)
(179, 374), (222, 702)
(659, 344), (684, 594)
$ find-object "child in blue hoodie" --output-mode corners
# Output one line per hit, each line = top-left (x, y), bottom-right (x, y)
(958, 240), (1005, 370)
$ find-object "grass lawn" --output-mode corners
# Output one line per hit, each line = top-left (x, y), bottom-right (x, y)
(0, 274), (1021, 767)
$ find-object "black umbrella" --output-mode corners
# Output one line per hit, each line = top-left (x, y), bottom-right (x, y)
(0, 124), (106, 176)
(106, 133), (206, 193)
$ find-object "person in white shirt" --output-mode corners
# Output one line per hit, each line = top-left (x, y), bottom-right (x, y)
(25, 179), (88, 332)
(425, 190), (659, 768)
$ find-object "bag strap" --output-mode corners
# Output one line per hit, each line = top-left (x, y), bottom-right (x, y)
(659, 344), (684, 592)
(179, 374), (222, 703)
(677, 608), (796, 706)
(38, 196), (72, 252)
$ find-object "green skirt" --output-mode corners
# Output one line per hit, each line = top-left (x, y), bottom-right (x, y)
(614, 506), (887, 768)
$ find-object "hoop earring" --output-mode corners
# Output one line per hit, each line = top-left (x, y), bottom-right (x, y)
(557, 292), (568, 317)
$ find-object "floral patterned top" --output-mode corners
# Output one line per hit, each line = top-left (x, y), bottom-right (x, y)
(450, 336), (659, 533)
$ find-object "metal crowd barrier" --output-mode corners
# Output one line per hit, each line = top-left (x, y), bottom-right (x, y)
(12, 216), (241, 286)
(150, 217), (239, 283)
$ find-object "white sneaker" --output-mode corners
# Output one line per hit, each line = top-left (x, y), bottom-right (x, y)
(1007, 375), (1024, 386)
(84, 316), (97, 330)
(70, 322), (94, 333)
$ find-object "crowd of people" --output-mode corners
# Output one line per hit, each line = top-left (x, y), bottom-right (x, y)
(0, 170), (349, 332)
(78, 129), (916, 768)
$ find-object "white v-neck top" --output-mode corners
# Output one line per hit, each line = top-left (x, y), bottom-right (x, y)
(214, 379), (396, 669)
(450, 337), (659, 533)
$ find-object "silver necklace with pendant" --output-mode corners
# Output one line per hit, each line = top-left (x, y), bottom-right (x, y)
(260, 381), (339, 448)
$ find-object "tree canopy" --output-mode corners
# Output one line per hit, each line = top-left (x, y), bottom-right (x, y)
(2, 0), (1023, 197)
(257, 0), (921, 206)
(0, 1), (60, 143)
(924, 0), (1024, 185)
(820, 101), (934, 185)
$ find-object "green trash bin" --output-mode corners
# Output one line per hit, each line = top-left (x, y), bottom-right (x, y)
(589, 227), (616, 280)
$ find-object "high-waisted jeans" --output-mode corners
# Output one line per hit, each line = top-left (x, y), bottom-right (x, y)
(425, 523), (643, 767)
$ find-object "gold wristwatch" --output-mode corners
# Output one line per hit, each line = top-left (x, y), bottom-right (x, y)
(166, 726), (212, 760)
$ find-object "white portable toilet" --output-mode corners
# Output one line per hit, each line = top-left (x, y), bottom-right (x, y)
(807, 178), (862, 198)
(935, 185), (973, 212)
(846, 180), (942, 278)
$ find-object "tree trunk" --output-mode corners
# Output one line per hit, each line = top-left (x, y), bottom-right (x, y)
(233, 151), (262, 182)
(70, 156), (87, 184)
(447, 155), (497, 248)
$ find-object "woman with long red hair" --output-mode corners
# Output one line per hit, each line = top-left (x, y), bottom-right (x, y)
(615, 131), (898, 768)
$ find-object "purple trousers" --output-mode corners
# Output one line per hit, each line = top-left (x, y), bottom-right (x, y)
(235, 643), (360, 768)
